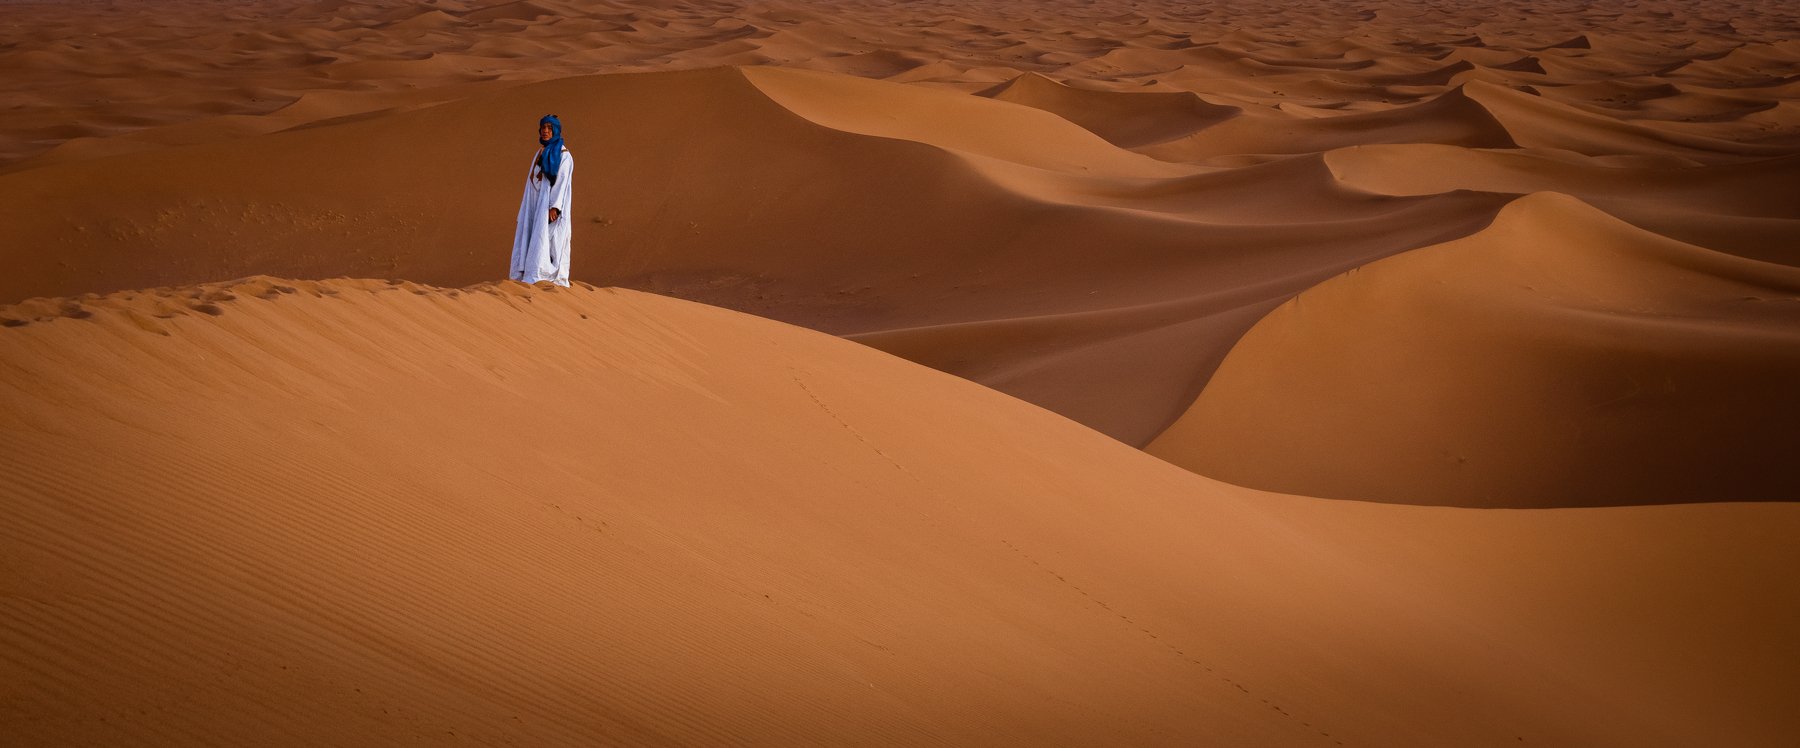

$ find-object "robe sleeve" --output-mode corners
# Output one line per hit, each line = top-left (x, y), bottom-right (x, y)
(551, 152), (574, 284)
(509, 154), (538, 279)
(551, 150), (573, 220)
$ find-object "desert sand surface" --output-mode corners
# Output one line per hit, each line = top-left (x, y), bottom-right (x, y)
(2, 0), (1799, 744)
(5, 280), (1798, 746)
(1149, 192), (1800, 506)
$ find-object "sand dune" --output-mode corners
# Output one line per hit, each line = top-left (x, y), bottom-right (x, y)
(0, 1), (1792, 474)
(6, 0), (1796, 167)
(984, 72), (1241, 148)
(1325, 145), (1800, 265)
(4, 0), (1800, 741)
(0, 63), (1510, 446)
(1148, 193), (1800, 506)
(1137, 84), (1519, 162)
(0, 0), (1794, 493)
(4, 279), (1798, 745)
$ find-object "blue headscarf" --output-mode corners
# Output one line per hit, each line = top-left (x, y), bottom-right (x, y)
(537, 114), (565, 184)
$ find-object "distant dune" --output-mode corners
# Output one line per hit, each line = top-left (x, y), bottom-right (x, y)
(2, 0), (1798, 743)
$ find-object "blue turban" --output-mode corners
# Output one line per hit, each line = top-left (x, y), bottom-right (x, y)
(537, 114), (565, 184)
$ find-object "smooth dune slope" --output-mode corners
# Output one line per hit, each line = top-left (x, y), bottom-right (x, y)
(0, 65), (1506, 446)
(5, 0), (1798, 496)
(1148, 193), (1800, 506)
(3, 279), (1799, 746)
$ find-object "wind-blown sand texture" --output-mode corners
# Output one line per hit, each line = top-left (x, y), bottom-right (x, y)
(2, 0), (1798, 744)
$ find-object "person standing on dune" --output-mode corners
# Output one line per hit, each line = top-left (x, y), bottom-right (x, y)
(510, 114), (574, 286)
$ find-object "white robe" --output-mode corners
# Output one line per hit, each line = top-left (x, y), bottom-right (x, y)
(509, 146), (574, 286)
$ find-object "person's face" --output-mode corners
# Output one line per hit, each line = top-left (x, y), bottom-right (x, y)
(539, 122), (553, 142)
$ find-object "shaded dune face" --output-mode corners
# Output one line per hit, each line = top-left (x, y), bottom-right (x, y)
(1, 0), (1797, 503)
(3, 280), (1799, 746)
(1147, 193), (1800, 507)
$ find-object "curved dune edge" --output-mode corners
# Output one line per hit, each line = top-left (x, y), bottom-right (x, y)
(1147, 192), (1800, 507)
(1134, 84), (1519, 162)
(1323, 145), (1800, 219)
(3, 0), (1797, 503)
(739, 66), (1196, 178)
(3, 276), (1799, 745)
(0, 65), (1510, 446)
(5, 0), (1797, 171)
(979, 72), (1242, 149)
(1321, 146), (1800, 266)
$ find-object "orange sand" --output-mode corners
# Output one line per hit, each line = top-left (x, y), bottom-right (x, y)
(2, 0), (1798, 744)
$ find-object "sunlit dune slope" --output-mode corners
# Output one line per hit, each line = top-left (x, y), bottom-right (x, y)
(2, 278), (1798, 745)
